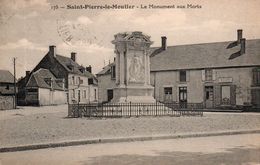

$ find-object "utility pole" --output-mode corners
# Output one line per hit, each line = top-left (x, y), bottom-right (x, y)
(13, 57), (17, 109)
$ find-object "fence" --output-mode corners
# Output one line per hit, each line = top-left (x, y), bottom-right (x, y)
(68, 102), (203, 118)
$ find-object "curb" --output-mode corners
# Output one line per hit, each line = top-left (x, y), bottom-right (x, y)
(1, 129), (260, 153)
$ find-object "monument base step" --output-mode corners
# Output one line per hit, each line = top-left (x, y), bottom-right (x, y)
(111, 96), (156, 103)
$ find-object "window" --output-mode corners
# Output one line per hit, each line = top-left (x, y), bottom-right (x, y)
(164, 87), (172, 95)
(164, 87), (172, 102)
(72, 76), (75, 85)
(78, 77), (81, 85)
(83, 90), (86, 98)
(88, 78), (93, 85)
(111, 65), (116, 79)
(205, 69), (213, 81)
(253, 68), (260, 86)
(6, 85), (9, 90)
(78, 90), (81, 102)
(72, 89), (75, 98)
(180, 70), (186, 82)
(94, 89), (97, 101)
(27, 88), (38, 93)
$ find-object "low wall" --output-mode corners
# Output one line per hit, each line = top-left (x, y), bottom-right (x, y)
(0, 95), (14, 110)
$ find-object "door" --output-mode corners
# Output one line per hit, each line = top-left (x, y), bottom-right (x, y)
(107, 89), (113, 102)
(221, 86), (231, 105)
(179, 87), (187, 108)
(205, 86), (214, 108)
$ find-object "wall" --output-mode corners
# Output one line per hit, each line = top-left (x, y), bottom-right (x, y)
(97, 74), (116, 103)
(38, 88), (67, 106)
(151, 70), (204, 103)
(151, 67), (254, 106)
(214, 67), (253, 105)
(0, 96), (14, 110)
(67, 73), (92, 104)
(88, 85), (98, 102)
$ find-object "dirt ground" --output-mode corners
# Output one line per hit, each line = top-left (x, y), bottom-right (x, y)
(0, 105), (260, 148)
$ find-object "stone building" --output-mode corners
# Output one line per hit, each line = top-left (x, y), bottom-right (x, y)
(0, 70), (16, 110)
(97, 30), (260, 110)
(96, 63), (116, 102)
(18, 46), (98, 105)
(20, 68), (67, 106)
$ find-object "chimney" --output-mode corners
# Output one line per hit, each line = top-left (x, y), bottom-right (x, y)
(161, 36), (167, 50)
(86, 65), (92, 73)
(237, 29), (243, 43)
(240, 38), (246, 54)
(49, 45), (56, 58)
(26, 71), (30, 77)
(71, 52), (76, 62)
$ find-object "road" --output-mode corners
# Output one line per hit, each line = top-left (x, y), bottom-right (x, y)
(0, 134), (259, 165)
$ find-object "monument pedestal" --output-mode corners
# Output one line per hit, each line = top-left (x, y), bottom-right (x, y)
(111, 31), (156, 104)
(111, 85), (156, 103)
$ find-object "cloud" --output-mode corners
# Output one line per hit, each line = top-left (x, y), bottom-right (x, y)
(3, 0), (49, 10)
(131, 10), (186, 27)
(76, 16), (93, 26)
(15, 11), (39, 19)
(56, 41), (114, 73)
(0, 38), (46, 51)
(64, 16), (93, 26)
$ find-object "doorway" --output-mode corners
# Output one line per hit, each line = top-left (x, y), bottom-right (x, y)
(205, 86), (214, 108)
(179, 87), (187, 108)
(107, 89), (113, 102)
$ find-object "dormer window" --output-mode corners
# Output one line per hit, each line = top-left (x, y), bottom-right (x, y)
(79, 66), (85, 73)
(67, 62), (74, 71)
(44, 78), (53, 89)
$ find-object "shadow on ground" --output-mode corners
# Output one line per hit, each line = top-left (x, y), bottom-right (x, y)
(84, 147), (260, 165)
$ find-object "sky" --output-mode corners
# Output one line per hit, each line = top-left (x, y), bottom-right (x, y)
(0, 0), (260, 78)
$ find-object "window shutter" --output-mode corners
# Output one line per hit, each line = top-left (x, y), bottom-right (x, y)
(214, 85), (221, 107)
(186, 71), (190, 82)
(202, 70), (205, 81)
(230, 85), (236, 106)
(212, 70), (217, 81)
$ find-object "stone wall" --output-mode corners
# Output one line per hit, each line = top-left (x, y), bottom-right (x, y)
(151, 67), (254, 106)
(38, 88), (67, 106)
(97, 74), (116, 103)
(0, 96), (14, 110)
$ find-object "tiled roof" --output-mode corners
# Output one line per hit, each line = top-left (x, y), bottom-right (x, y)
(0, 70), (15, 83)
(96, 62), (115, 76)
(26, 68), (64, 90)
(150, 39), (260, 71)
(55, 54), (97, 80)
(96, 39), (260, 75)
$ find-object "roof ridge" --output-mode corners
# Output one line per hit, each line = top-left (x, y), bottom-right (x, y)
(151, 38), (260, 49)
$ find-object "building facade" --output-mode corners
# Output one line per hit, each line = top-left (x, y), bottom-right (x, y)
(97, 30), (260, 110)
(22, 68), (67, 106)
(97, 63), (116, 103)
(18, 46), (98, 105)
(0, 70), (16, 110)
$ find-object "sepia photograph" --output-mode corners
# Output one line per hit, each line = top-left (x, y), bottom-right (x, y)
(0, 0), (260, 164)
